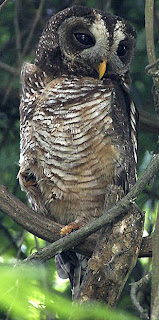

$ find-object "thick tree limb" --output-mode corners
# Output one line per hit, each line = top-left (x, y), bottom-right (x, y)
(75, 155), (158, 304)
(0, 185), (62, 243)
(76, 191), (144, 304)
(0, 185), (152, 259)
(0, 154), (158, 265)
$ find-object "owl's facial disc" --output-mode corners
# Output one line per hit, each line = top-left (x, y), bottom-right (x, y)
(73, 29), (107, 79)
(56, 9), (136, 79)
(58, 16), (109, 78)
(35, 6), (136, 80)
(74, 32), (107, 79)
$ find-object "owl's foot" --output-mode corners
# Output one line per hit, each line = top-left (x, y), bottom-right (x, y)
(20, 169), (38, 188)
(60, 221), (80, 236)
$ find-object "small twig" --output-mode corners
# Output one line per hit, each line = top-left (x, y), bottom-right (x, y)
(130, 271), (151, 320)
(34, 236), (40, 252)
(22, 0), (45, 57)
(145, 0), (156, 67)
(0, 121), (13, 150)
(145, 0), (159, 122)
(0, 0), (10, 12)
(0, 61), (19, 76)
(139, 108), (159, 135)
(145, 58), (159, 73)
(14, 0), (21, 66)
(2, 82), (14, 106)
(0, 222), (26, 259)
(146, 70), (159, 77)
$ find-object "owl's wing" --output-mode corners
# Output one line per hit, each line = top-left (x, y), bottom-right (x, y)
(19, 65), (138, 219)
(19, 70), (119, 221)
(114, 100), (138, 194)
(112, 84), (138, 193)
(19, 63), (52, 213)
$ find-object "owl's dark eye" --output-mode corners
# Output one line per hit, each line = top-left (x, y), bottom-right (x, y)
(74, 33), (95, 47)
(117, 43), (128, 57)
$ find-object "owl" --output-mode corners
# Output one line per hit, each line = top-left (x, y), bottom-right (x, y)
(18, 5), (138, 298)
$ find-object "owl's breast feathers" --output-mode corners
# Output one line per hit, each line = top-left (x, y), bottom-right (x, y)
(19, 63), (137, 225)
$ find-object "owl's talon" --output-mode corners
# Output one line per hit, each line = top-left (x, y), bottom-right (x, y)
(20, 170), (38, 188)
(60, 222), (80, 236)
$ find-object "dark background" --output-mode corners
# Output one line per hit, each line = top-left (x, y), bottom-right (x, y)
(0, 0), (158, 319)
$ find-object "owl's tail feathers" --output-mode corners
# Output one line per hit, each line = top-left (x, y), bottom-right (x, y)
(55, 251), (88, 299)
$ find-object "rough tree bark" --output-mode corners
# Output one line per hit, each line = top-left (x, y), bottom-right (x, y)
(76, 186), (144, 305)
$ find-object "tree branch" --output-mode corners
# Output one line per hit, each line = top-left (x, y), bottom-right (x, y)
(145, 0), (159, 90)
(145, 2), (159, 317)
(0, 184), (153, 259)
(24, 154), (158, 304)
(151, 284), (159, 320)
(130, 271), (151, 320)
(139, 108), (159, 135)
(145, 0), (159, 122)
(0, 0), (10, 12)
(0, 153), (157, 265)
(151, 207), (159, 317)
(0, 61), (19, 76)
(22, 0), (45, 56)
(14, 0), (21, 66)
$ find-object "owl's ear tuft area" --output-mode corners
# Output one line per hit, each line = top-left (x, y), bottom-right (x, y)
(20, 63), (51, 99)
(21, 63), (37, 81)
(21, 63), (47, 84)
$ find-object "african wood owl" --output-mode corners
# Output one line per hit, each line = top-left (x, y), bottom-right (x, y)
(18, 5), (138, 298)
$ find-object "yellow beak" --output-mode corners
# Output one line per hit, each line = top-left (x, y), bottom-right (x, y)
(98, 59), (107, 80)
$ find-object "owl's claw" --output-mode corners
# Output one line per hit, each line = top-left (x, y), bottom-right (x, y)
(60, 222), (80, 236)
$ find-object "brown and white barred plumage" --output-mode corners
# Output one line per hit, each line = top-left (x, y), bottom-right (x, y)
(18, 5), (138, 298)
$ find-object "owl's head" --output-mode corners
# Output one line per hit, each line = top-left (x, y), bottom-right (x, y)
(35, 6), (136, 83)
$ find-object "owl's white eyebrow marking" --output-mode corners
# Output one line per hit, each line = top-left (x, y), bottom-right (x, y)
(112, 20), (126, 51)
(89, 13), (109, 52)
